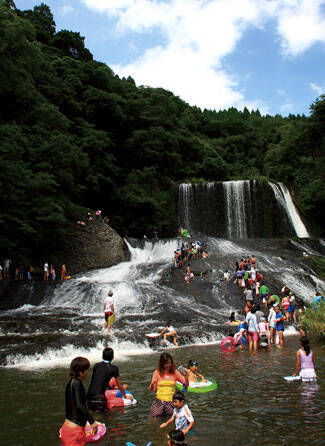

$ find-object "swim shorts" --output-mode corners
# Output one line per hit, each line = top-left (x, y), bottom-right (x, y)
(150, 399), (174, 418)
(104, 311), (113, 322)
(60, 423), (86, 446)
(248, 331), (259, 342)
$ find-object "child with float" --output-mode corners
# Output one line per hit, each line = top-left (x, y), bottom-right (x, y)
(186, 360), (208, 384)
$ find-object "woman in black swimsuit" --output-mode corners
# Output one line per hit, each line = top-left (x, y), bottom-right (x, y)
(60, 357), (98, 446)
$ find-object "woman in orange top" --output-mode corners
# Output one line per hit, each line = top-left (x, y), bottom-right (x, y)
(149, 353), (188, 418)
(61, 264), (67, 280)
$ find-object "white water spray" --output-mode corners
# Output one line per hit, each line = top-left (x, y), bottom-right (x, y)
(223, 180), (249, 238)
(268, 182), (309, 238)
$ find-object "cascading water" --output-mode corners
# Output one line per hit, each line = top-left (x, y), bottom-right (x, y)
(223, 180), (250, 238)
(1, 236), (324, 368)
(268, 182), (310, 238)
(178, 183), (192, 230)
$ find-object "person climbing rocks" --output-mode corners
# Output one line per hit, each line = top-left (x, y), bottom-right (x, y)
(160, 321), (178, 347)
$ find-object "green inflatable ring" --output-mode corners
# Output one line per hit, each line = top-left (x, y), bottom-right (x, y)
(270, 294), (280, 305)
(176, 379), (217, 393)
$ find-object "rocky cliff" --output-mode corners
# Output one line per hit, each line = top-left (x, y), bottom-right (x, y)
(58, 217), (129, 275)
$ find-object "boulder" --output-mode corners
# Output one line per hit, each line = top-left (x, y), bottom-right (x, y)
(58, 217), (129, 275)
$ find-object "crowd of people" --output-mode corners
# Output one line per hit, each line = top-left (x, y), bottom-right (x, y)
(62, 335), (317, 446)
(230, 255), (323, 353)
(0, 258), (70, 281)
(58, 244), (322, 446)
(173, 240), (209, 284)
(61, 348), (198, 446)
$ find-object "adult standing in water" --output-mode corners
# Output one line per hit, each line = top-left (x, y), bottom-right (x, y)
(104, 290), (115, 334)
(87, 347), (127, 412)
(60, 357), (98, 446)
(149, 353), (189, 418)
(245, 307), (259, 352)
(274, 305), (286, 348)
(268, 303), (277, 344)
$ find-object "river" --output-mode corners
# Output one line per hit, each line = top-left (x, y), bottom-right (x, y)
(0, 337), (324, 446)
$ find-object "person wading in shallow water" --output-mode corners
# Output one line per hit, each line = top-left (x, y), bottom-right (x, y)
(87, 347), (128, 412)
(60, 357), (99, 446)
(274, 305), (286, 348)
(149, 353), (188, 418)
(104, 290), (115, 334)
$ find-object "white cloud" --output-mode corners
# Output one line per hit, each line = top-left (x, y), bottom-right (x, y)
(273, 0), (325, 57)
(60, 5), (74, 16)
(82, 0), (325, 111)
(310, 82), (325, 96)
(280, 102), (293, 113)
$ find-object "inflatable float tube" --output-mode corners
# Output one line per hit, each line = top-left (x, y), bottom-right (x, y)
(225, 320), (242, 326)
(176, 379), (217, 393)
(105, 389), (137, 409)
(59, 422), (106, 442)
(220, 336), (236, 353)
(270, 294), (280, 305)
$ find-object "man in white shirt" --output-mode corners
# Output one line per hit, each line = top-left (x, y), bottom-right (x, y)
(104, 290), (115, 334)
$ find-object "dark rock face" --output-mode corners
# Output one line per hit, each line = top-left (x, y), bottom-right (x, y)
(58, 218), (129, 275)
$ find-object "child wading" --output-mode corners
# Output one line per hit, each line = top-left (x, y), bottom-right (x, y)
(160, 391), (194, 436)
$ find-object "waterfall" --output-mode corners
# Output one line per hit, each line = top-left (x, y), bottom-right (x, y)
(178, 183), (192, 230)
(223, 180), (250, 238)
(178, 180), (309, 238)
(268, 182), (310, 238)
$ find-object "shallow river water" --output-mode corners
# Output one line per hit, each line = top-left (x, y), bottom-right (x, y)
(0, 336), (324, 446)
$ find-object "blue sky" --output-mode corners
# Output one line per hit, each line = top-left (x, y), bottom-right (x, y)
(15, 0), (325, 116)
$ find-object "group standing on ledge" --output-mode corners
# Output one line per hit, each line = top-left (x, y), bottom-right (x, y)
(0, 257), (70, 281)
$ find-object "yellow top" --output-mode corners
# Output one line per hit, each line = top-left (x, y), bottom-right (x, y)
(156, 379), (176, 402)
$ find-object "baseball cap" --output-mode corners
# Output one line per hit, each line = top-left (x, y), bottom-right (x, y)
(189, 360), (199, 367)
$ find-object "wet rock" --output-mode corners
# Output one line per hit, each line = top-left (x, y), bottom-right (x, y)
(56, 218), (129, 275)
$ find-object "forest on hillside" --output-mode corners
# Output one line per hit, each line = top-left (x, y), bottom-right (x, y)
(0, 0), (324, 263)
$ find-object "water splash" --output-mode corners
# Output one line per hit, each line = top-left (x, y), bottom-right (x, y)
(223, 180), (250, 238)
(268, 182), (309, 238)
